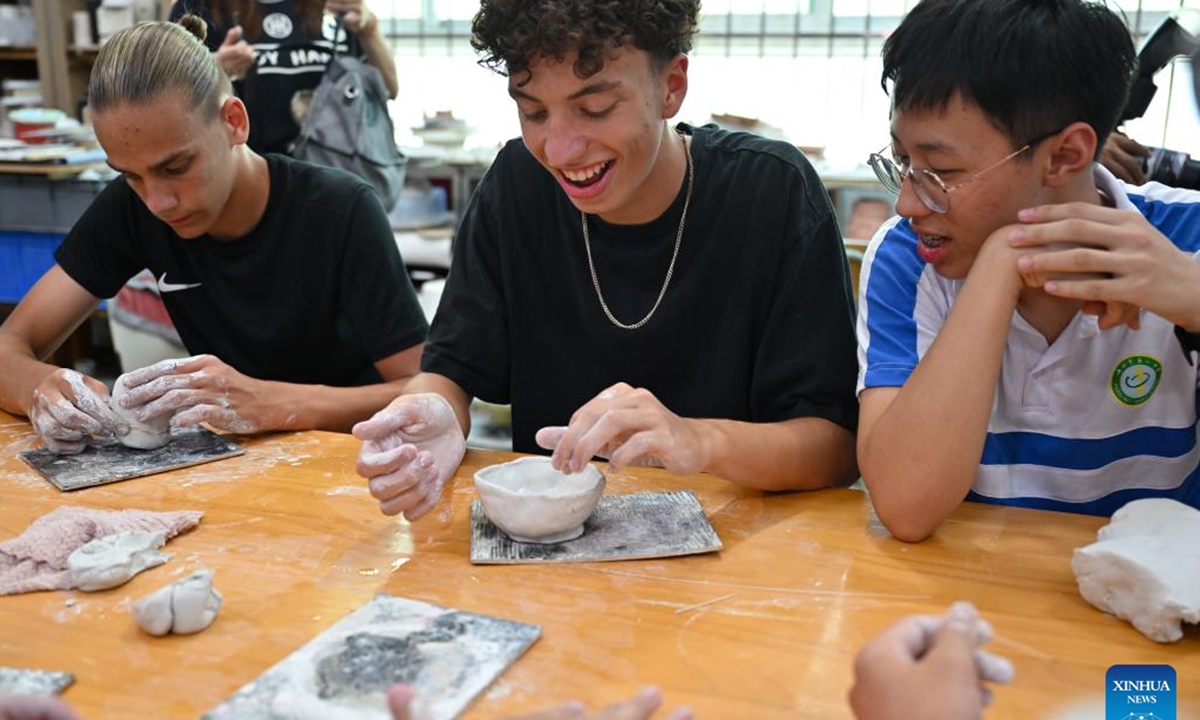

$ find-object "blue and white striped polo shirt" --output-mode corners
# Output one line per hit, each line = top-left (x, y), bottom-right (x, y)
(857, 165), (1200, 516)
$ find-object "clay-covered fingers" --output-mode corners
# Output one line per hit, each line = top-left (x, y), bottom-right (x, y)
(353, 395), (465, 519)
(117, 369), (208, 411)
(30, 370), (126, 454)
(352, 393), (462, 444)
(170, 404), (259, 434)
(120, 355), (211, 389)
(357, 440), (419, 479)
(362, 449), (442, 518)
(30, 402), (88, 455)
(125, 383), (209, 422)
(352, 403), (429, 443)
(62, 369), (126, 433)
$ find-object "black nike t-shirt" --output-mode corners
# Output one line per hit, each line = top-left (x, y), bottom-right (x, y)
(423, 124), (860, 453)
(55, 154), (427, 386)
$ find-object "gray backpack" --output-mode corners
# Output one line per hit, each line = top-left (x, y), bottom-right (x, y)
(292, 21), (406, 211)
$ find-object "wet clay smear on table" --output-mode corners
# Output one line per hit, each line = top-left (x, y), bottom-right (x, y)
(20, 428), (244, 491)
(0, 666), (74, 695)
(471, 490), (723, 565)
(199, 594), (540, 720)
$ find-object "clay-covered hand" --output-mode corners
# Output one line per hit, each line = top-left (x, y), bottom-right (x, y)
(325, 0), (378, 34)
(0, 695), (86, 720)
(352, 393), (466, 520)
(1010, 203), (1200, 330)
(1099, 132), (1150, 185)
(214, 26), (256, 80)
(114, 354), (277, 435)
(537, 383), (708, 476)
(387, 684), (693, 720)
(849, 602), (1014, 720)
(30, 368), (129, 455)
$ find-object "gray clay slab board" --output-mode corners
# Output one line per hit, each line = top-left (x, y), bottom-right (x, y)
(470, 490), (723, 565)
(19, 427), (244, 491)
(0, 666), (74, 695)
(199, 594), (540, 720)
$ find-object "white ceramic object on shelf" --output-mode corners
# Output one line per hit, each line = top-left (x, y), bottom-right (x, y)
(474, 456), (605, 543)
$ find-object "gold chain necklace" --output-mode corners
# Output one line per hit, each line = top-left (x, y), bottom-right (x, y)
(581, 133), (693, 330)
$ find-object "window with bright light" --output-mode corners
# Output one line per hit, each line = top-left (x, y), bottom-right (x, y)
(381, 0), (1200, 166)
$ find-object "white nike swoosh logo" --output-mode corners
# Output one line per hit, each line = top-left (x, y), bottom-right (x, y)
(157, 272), (202, 293)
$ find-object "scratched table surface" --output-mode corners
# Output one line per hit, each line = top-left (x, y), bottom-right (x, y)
(0, 411), (1196, 720)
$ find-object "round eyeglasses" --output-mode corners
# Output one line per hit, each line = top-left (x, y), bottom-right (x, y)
(867, 129), (1063, 214)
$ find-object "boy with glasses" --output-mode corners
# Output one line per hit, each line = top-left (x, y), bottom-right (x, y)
(856, 0), (1200, 542)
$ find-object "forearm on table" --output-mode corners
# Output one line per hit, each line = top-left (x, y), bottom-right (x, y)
(695, 416), (857, 491)
(255, 379), (411, 432)
(858, 278), (1018, 541)
(0, 339), (57, 417)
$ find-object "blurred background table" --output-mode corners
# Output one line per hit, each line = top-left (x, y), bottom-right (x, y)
(0, 411), (1195, 719)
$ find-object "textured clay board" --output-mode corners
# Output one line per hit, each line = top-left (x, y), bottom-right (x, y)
(199, 594), (541, 720)
(470, 490), (723, 565)
(0, 666), (74, 696)
(19, 427), (244, 491)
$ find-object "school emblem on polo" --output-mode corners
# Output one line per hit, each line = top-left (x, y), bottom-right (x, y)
(1106, 665), (1176, 720)
(1111, 355), (1162, 406)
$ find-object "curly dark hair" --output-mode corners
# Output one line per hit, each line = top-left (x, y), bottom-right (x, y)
(471, 0), (700, 83)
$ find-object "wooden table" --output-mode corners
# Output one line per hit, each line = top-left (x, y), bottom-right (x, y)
(0, 413), (1196, 719)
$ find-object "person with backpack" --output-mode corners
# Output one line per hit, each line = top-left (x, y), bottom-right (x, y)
(0, 18), (427, 454)
(169, 0), (397, 157)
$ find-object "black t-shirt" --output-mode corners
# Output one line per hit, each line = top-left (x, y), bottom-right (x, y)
(170, 0), (363, 155)
(423, 123), (860, 453)
(56, 154), (427, 386)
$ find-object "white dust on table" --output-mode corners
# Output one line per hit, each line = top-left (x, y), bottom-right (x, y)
(0, 421), (49, 488)
(168, 434), (330, 487)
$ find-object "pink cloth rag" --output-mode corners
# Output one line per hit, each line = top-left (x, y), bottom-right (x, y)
(0, 506), (203, 595)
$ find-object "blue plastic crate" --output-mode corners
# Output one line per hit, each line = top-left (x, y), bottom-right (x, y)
(0, 231), (63, 304)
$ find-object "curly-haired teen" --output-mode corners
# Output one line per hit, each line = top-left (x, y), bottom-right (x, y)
(353, 0), (860, 521)
(0, 19), (427, 453)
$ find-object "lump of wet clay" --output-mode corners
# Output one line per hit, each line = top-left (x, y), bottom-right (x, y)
(133, 569), (222, 636)
(68, 530), (170, 591)
(1072, 498), (1200, 642)
(110, 373), (171, 450)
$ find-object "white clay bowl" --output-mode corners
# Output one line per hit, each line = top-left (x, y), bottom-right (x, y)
(474, 456), (605, 544)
